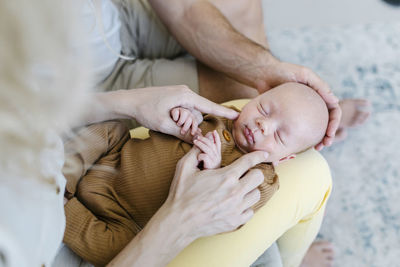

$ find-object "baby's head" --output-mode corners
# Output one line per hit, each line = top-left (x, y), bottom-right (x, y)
(232, 82), (329, 165)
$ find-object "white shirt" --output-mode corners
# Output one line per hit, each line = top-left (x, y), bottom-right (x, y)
(76, 0), (122, 85)
(0, 2), (122, 266)
(0, 131), (66, 267)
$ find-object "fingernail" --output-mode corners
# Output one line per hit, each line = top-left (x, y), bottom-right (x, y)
(264, 152), (269, 159)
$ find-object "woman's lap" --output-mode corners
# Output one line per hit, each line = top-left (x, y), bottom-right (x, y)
(164, 148), (331, 267)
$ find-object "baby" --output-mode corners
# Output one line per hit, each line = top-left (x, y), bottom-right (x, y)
(62, 82), (328, 266)
(173, 81), (328, 166)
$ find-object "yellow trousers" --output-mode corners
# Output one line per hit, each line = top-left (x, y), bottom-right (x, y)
(165, 148), (331, 267)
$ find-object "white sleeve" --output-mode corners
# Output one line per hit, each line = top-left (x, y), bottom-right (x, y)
(0, 225), (28, 267)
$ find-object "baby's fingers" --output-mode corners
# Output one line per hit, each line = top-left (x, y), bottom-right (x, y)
(171, 108), (180, 121)
(177, 110), (189, 126)
(194, 137), (214, 155)
(198, 153), (213, 169)
(213, 130), (221, 154)
(190, 117), (199, 136)
(181, 116), (193, 135)
(197, 135), (214, 149)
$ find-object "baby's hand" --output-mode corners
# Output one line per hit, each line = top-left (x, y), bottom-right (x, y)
(170, 107), (203, 136)
(193, 130), (221, 169)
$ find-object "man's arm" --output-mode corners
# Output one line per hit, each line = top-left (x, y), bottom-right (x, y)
(148, 0), (274, 91)
(147, 0), (341, 149)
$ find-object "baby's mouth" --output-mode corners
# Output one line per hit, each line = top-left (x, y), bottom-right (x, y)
(244, 126), (255, 145)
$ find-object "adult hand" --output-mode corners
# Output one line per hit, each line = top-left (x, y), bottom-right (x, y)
(118, 85), (239, 139)
(165, 146), (269, 239)
(257, 60), (342, 150)
(107, 146), (268, 267)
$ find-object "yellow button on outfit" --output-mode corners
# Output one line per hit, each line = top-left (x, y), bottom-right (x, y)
(222, 130), (231, 142)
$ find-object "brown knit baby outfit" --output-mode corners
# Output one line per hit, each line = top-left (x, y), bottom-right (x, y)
(62, 115), (279, 267)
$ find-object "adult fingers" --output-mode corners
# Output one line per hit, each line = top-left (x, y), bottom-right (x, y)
(316, 89), (340, 109)
(241, 188), (261, 211)
(316, 104), (342, 149)
(238, 208), (254, 226)
(299, 68), (336, 104)
(175, 146), (202, 174)
(238, 169), (264, 196)
(326, 106), (342, 138)
(185, 94), (239, 120)
(222, 151), (268, 180)
(169, 146), (202, 196)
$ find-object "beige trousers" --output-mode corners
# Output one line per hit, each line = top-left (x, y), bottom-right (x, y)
(99, 0), (199, 93)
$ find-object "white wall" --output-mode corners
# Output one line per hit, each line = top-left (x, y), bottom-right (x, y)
(262, 0), (400, 30)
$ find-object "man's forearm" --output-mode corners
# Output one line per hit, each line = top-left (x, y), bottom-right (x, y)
(148, 0), (276, 90)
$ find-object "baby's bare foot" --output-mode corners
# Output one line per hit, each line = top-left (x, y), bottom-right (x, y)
(335, 98), (371, 142)
(300, 241), (335, 267)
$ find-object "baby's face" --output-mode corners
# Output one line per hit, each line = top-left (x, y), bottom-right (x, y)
(232, 83), (328, 164)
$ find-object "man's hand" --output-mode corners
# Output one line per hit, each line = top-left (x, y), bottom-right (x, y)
(193, 130), (221, 169)
(258, 60), (342, 150)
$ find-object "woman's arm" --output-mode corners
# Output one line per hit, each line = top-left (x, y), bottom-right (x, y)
(71, 86), (238, 133)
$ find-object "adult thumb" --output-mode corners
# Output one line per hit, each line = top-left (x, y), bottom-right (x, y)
(190, 94), (239, 120)
(223, 151), (269, 179)
(175, 146), (202, 176)
(169, 146), (202, 195)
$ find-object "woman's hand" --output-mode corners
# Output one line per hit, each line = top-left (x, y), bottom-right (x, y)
(257, 60), (342, 150)
(97, 85), (238, 139)
(166, 146), (268, 239)
(108, 145), (268, 267)
(170, 107), (203, 136)
(75, 85), (238, 136)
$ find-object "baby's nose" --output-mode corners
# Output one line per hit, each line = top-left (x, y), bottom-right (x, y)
(256, 118), (269, 135)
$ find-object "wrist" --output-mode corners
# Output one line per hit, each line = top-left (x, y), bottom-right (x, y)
(156, 198), (199, 245)
(252, 51), (280, 93)
(97, 90), (135, 121)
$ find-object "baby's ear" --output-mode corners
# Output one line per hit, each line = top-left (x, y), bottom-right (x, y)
(273, 154), (296, 166)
